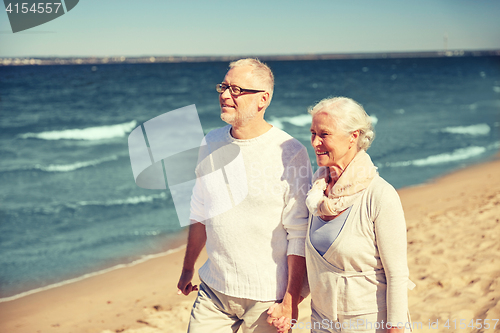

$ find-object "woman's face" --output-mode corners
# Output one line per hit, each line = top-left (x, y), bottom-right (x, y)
(310, 111), (357, 169)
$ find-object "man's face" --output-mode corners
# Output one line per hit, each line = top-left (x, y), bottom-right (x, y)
(219, 66), (264, 127)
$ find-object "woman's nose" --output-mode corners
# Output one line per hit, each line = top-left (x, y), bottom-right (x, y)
(312, 136), (321, 147)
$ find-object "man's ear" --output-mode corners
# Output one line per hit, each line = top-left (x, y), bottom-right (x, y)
(258, 92), (270, 109)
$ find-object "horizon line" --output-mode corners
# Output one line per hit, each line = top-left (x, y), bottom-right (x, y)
(1, 48), (499, 66)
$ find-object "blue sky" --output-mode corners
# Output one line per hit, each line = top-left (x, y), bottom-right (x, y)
(1, 0), (499, 57)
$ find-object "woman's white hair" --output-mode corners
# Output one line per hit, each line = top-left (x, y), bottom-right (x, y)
(308, 97), (375, 151)
(229, 58), (274, 100)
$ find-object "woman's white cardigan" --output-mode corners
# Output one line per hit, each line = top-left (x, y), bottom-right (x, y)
(306, 173), (413, 325)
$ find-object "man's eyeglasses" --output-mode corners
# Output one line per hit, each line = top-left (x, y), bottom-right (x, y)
(216, 83), (265, 97)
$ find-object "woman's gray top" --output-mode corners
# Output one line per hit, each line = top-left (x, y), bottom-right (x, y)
(309, 206), (352, 256)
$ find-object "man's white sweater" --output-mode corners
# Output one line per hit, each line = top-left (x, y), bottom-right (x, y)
(190, 125), (312, 301)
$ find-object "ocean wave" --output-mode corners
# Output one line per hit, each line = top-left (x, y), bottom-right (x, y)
(1, 155), (121, 173)
(488, 141), (500, 150)
(40, 155), (120, 172)
(268, 114), (312, 129)
(269, 114), (378, 129)
(18, 120), (137, 141)
(441, 124), (490, 136)
(76, 192), (167, 207)
(2, 192), (168, 217)
(383, 146), (487, 168)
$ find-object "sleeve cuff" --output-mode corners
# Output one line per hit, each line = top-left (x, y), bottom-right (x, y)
(189, 212), (205, 225)
(287, 237), (306, 257)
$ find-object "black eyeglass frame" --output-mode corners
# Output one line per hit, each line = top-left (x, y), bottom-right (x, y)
(216, 83), (265, 96)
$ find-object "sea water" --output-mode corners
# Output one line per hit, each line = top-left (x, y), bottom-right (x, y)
(0, 56), (499, 299)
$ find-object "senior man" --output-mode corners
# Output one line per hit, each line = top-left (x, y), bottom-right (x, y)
(177, 58), (311, 333)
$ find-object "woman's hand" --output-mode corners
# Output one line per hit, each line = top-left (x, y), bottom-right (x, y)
(267, 302), (296, 333)
(387, 326), (405, 333)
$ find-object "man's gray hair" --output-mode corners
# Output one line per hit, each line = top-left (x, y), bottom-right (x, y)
(229, 58), (274, 100)
(308, 97), (375, 151)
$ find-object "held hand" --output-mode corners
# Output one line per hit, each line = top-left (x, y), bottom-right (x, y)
(177, 269), (198, 296)
(266, 302), (297, 333)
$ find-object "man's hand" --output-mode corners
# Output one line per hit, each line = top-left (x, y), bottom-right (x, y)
(266, 255), (305, 332)
(177, 269), (198, 295)
(266, 301), (297, 333)
(177, 221), (206, 296)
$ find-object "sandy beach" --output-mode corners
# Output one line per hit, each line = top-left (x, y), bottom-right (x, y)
(1, 155), (499, 333)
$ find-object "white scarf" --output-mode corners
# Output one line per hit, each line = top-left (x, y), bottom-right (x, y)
(306, 150), (378, 216)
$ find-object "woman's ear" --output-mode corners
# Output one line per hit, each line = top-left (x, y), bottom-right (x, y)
(350, 130), (360, 146)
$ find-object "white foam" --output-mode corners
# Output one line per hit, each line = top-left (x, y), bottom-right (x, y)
(493, 86), (500, 93)
(469, 103), (478, 110)
(286, 114), (313, 127)
(270, 114), (377, 129)
(0, 245), (186, 303)
(19, 120), (137, 141)
(268, 118), (284, 130)
(386, 146), (487, 168)
(33, 155), (120, 172)
(488, 141), (500, 150)
(0, 155), (121, 173)
(77, 192), (167, 207)
(442, 124), (490, 136)
(268, 114), (312, 129)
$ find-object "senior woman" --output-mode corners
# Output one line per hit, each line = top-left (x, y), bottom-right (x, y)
(302, 97), (412, 333)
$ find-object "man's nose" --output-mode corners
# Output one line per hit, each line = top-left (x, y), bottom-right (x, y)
(220, 87), (232, 99)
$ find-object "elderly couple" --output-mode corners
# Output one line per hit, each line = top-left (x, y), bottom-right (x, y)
(177, 58), (411, 333)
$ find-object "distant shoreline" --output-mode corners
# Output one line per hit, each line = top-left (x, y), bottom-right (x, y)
(1, 49), (499, 66)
